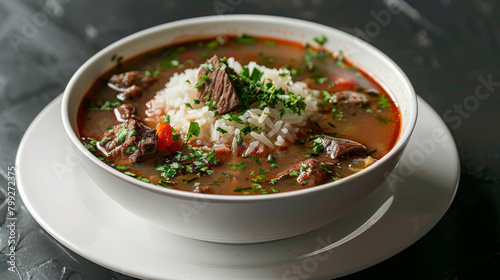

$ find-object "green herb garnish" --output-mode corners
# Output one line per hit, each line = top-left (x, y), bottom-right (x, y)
(229, 162), (246, 170)
(221, 112), (245, 124)
(237, 34), (256, 44)
(216, 127), (228, 134)
(311, 138), (325, 152)
(241, 125), (252, 135)
(378, 94), (391, 108)
(313, 35), (328, 45)
(264, 41), (277, 47)
(258, 168), (269, 175)
(186, 121), (200, 142)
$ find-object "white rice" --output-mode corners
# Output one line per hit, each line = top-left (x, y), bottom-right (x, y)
(145, 58), (322, 152)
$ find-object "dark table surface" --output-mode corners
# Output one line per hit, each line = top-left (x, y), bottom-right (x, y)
(1, 0), (500, 279)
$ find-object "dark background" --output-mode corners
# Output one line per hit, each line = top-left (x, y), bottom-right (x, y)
(1, 0), (500, 279)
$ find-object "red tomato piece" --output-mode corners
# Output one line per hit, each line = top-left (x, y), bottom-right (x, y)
(334, 78), (356, 89)
(181, 51), (195, 60)
(156, 122), (172, 150)
(166, 139), (183, 153)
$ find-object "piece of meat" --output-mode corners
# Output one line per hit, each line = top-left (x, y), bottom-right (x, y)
(364, 88), (380, 96)
(197, 55), (241, 114)
(200, 144), (233, 156)
(271, 159), (335, 188)
(108, 71), (157, 100)
(318, 136), (367, 160)
(333, 90), (368, 105)
(97, 119), (158, 166)
(114, 103), (136, 122)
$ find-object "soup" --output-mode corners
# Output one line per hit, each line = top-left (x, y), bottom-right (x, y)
(77, 34), (401, 195)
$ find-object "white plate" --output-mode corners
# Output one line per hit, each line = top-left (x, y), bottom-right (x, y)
(17, 95), (460, 280)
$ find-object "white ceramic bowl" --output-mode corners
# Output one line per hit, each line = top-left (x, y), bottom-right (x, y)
(62, 15), (417, 244)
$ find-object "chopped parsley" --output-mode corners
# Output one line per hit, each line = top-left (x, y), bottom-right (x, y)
(116, 124), (129, 143)
(229, 162), (246, 170)
(376, 115), (393, 124)
(264, 41), (277, 47)
(206, 40), (219, 49)
(125, 146), (137, 153)
(313, 34), (328, 45)
(145, 68), (160, 77)
(86, 98), (123, 111)
(83, 138), (98, 152)
(244, 155), (262, 166)
(205, 100), (216, 110)
(156, 145), (219, 179)
(320, 165), (333, 173)
(216, 127), (228, 134)
(311, 138), (325, 152)
(233, 186), (254, 193)
(236, 133), (243, 145)
(267, 154), (275, 163)
(237, 34), (256, 44)
(100, 136), (111, 145)
(241, 125), (252, 135)
(221, 112), (245, 124)
(186, 121), (200, 142)
(378, 94), (391, 108)
(258, 168), (269, 175)
(194, 75), (210, 89)
(316, 77), (328, 84)
(227, 66), (307, 118)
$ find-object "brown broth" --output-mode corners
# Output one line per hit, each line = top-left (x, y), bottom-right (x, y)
(77, 35), (401, 195)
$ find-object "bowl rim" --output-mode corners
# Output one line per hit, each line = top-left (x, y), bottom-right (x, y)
(62, 14), (418, 203)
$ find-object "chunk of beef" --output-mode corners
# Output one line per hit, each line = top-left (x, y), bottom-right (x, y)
(318, 136), (367, 160)
(333, 90), (368, 106)
(197, 55), (241, 114)
(108, 71), (157, 100)
(97, 119), (158, 166)
(114, 103), (136, 122)
(364, 88), (380, 97)
(271, 159), (336, 188)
